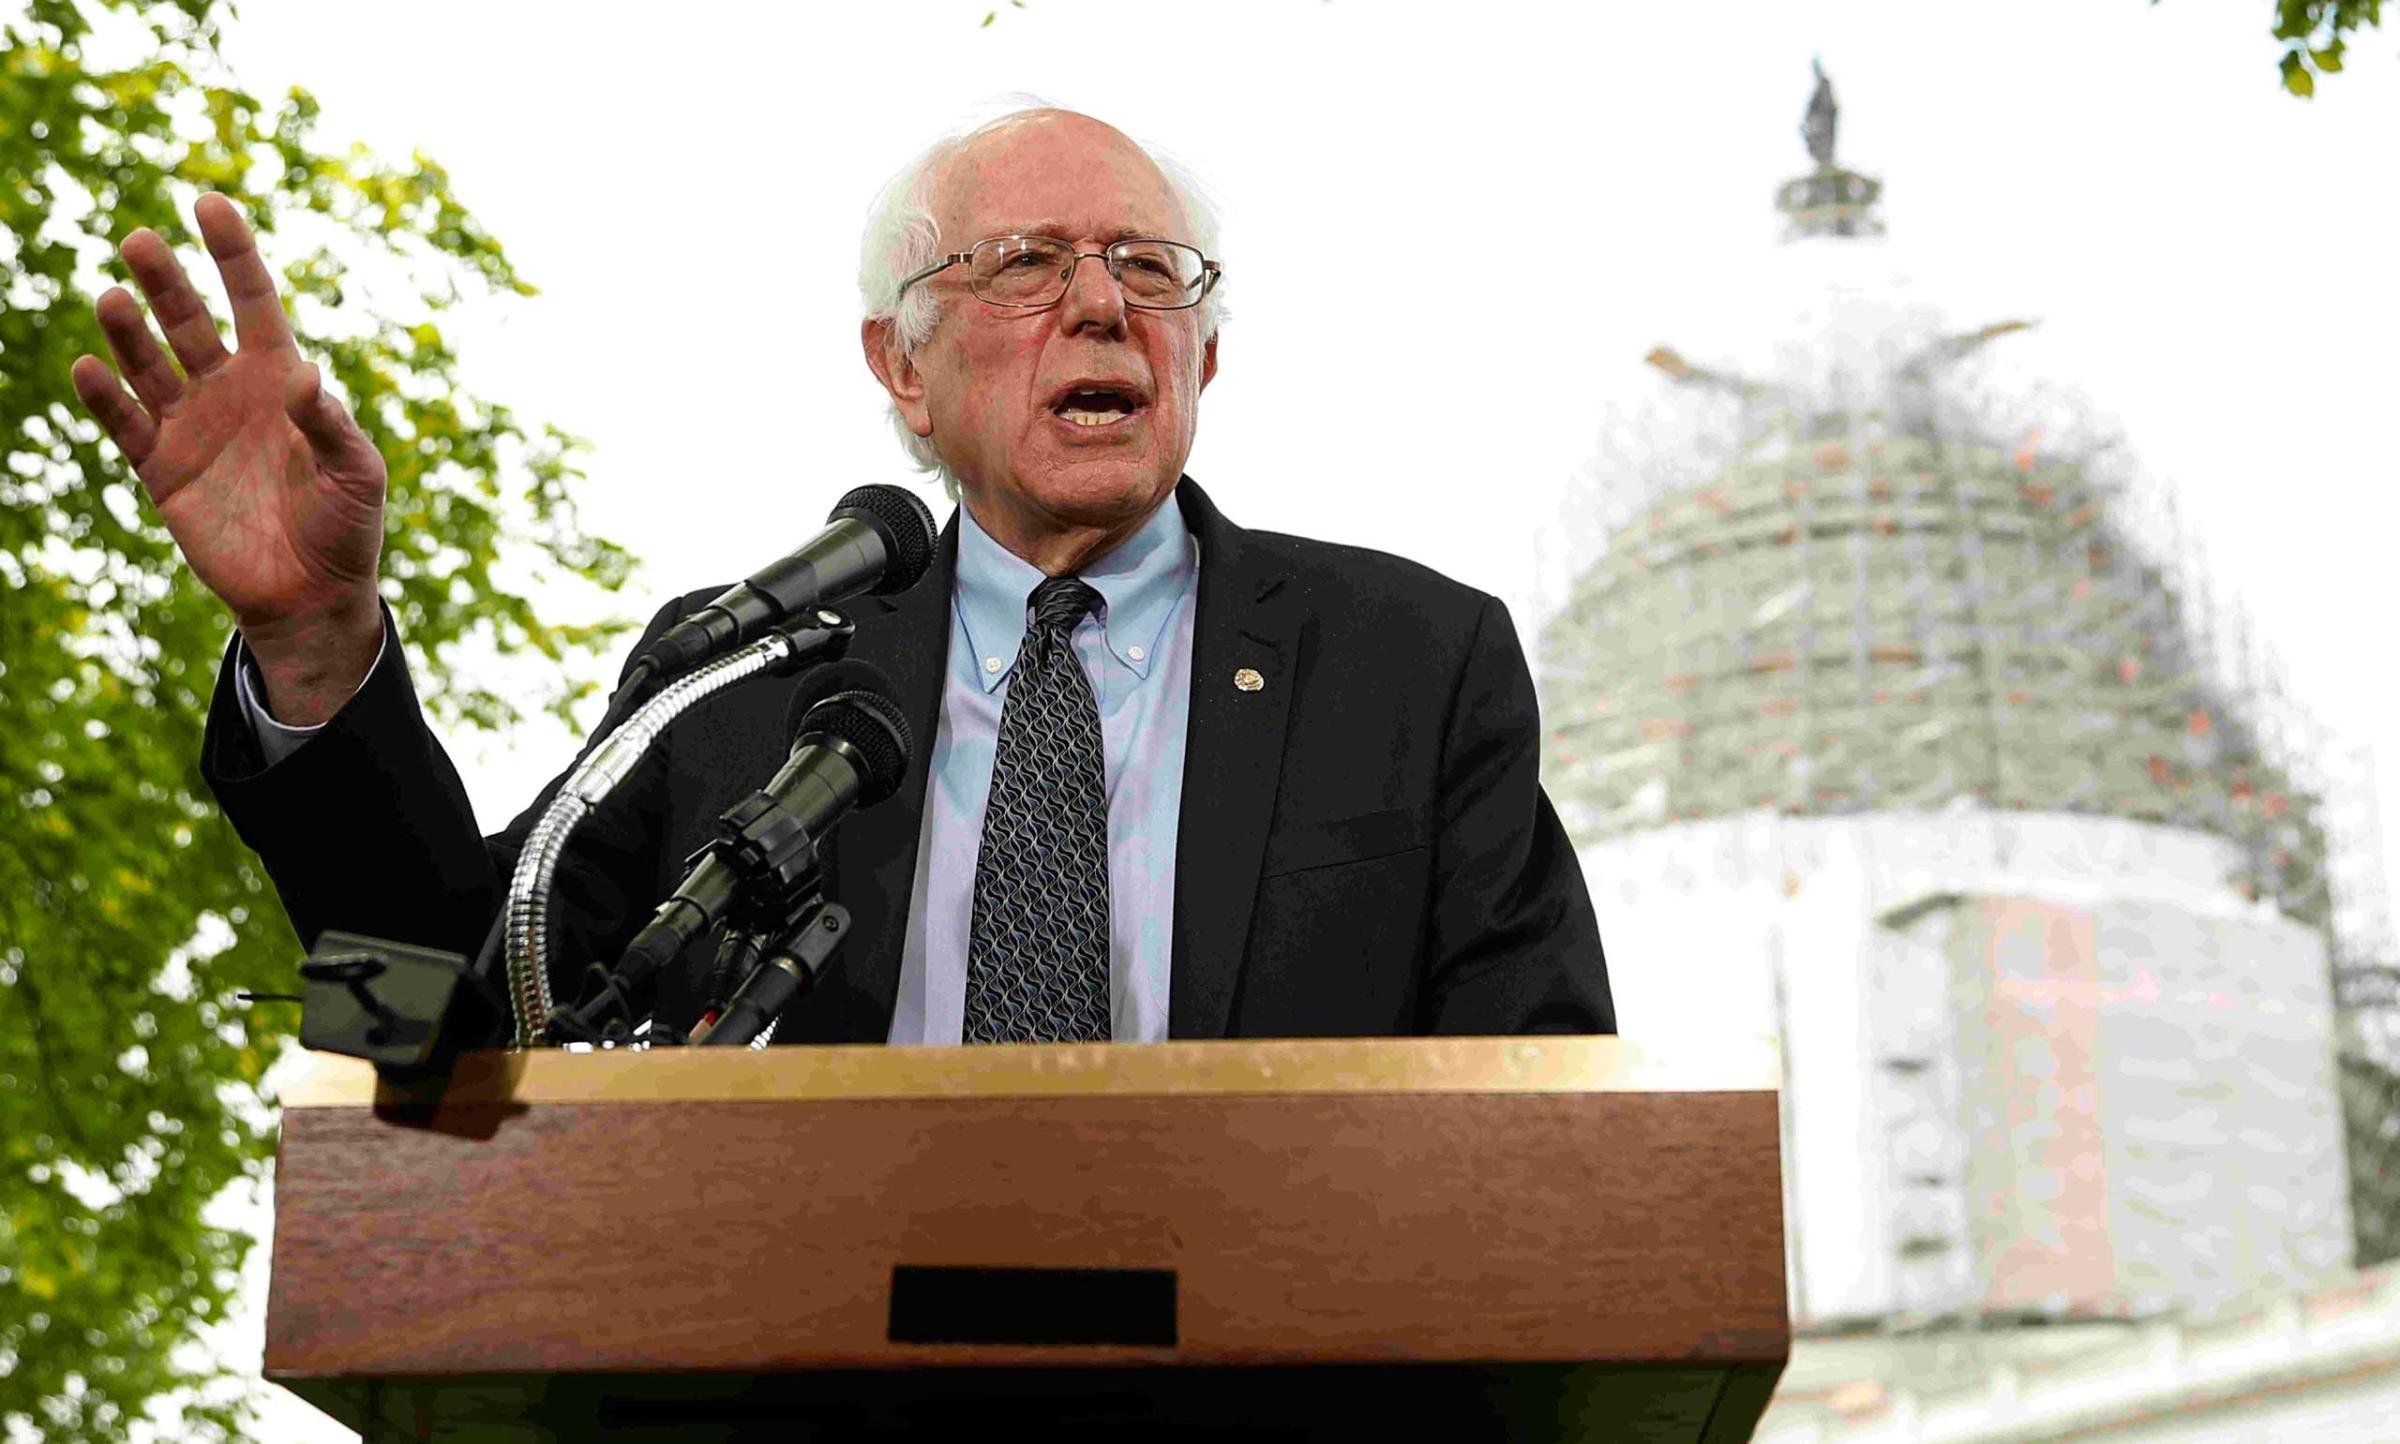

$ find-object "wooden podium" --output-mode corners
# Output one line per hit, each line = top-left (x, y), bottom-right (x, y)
(266, 1036), (1786, 1441)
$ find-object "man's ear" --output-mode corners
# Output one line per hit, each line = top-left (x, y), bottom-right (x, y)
(1199, 329), (1219, 392)
(862, 318), (935, 438)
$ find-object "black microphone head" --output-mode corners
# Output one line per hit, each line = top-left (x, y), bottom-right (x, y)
(781, 660), (912, 807)
(780, 658), (890, 736)
(830, 485), (938, 597)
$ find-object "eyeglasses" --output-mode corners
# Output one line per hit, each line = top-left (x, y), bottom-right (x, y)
(897, 235), (1221, 312)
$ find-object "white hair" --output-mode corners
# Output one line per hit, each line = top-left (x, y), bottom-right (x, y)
(857, 103), (1228, 496)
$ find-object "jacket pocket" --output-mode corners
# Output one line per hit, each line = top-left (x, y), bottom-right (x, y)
(1259, 807), (1425, 878)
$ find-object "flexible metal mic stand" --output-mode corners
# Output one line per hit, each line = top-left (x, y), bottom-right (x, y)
(501, 610), (852, 1045)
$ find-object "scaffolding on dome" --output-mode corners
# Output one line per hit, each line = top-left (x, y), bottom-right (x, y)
(1539, 316), (2400, 1266)
(1540, 57), (2400, 1288)
(1538, 67), (2400, 1441)
(1545, 361), (2327, 904)
(1545, 326), (2390, 1256)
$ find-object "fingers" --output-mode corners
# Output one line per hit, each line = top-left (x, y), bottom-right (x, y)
(119, 225), (232, 380)
(283, 364), (382, 482)
(195, 193), (295, 355)
(69, 354), (159, 470)
(94, 285), (185, 414)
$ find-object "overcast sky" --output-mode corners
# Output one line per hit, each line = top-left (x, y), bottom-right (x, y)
(172, 2), (2396, 1436)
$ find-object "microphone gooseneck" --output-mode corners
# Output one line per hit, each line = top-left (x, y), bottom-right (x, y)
(501, 611), (854, 1042)
(560, 662), (911, 1042)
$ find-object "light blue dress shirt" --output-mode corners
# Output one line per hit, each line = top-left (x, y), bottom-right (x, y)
(886, 500), (1199, 1045)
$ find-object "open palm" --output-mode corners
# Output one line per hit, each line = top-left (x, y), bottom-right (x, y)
(70, 193), (387, 635)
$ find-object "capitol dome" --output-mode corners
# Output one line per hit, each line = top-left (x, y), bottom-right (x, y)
(1538, 68), (2354, 1335)
(1538, 341), (2326, 926)
(1538, 77), (2328, 933)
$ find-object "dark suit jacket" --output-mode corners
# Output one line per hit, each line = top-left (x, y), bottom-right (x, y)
(202, 479), (1614, 1041)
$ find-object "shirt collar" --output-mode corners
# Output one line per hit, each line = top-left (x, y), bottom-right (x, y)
(954, 497), (1196, 693)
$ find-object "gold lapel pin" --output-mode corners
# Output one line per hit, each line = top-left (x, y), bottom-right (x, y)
(1233, 667), (1265, 693)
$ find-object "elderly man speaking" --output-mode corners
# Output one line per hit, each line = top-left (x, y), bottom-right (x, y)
(68, 108), (1614, 1044)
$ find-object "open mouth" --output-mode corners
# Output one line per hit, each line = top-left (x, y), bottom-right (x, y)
(1051, 386), (1144, 428)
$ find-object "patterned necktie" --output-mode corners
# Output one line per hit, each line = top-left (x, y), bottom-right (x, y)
(964, 576), (1112, 1043)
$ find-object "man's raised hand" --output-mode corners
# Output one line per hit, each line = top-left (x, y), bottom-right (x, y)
(68, 193), (388, 726)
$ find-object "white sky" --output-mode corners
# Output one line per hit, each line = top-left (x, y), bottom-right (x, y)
(170, 1), (2396, 1437)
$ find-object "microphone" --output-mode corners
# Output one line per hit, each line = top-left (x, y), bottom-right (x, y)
(626, 485), (937, 687)
(561, 662), (912, 1038)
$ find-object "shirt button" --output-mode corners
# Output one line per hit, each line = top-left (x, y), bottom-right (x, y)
(1127, 645), (1147, 662)
(984, 656), (1002, 674)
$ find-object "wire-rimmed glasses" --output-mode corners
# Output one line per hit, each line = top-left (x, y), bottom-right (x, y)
(897, 235), (1220, 312)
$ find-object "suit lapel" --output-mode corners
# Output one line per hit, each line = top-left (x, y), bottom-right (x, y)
(1169, 481), (1298, 1040)
(821, 510), (959, 1042)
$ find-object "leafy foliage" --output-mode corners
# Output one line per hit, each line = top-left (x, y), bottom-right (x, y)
(2151, 0), (2385, 94)
(2273, 0), (2385, 95)
(0, 0), (631, 1436)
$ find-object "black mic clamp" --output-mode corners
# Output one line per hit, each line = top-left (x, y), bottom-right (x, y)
(693, 901), (852, 1047)
(551, 732), (879, 1043)
(552, 661), (913, 1045)
(692, 725), (877, 925)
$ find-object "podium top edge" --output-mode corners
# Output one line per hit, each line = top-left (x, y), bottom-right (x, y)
(278, 1035), (1780, 1110)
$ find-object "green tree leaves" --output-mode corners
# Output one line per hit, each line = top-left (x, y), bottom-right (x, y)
(1, 1), (630, 1436)
(2150, 0), (2383, 94)
(2271, 0), (2382, 94)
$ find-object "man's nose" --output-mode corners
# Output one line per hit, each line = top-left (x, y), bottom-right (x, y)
(1055, 252), (1128, 334)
